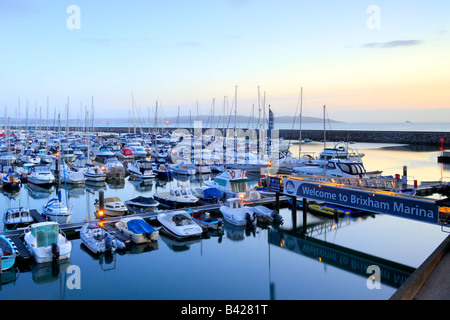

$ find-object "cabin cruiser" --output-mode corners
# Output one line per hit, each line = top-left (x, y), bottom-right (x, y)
(204, 169), (261, 200)
(126, 159), (156, 180)
(83, 166), (107, 182)
(27, 165), (55, 186)
(24, 221), (72, 263)
(3, 207), (33, 230)
(154, 185), (198, 207)
(94, 196), (128, 217)
(292, 158), (368, 179)
(225, 152), (269, 173)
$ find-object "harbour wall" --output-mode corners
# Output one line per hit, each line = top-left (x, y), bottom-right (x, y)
(98, 127), (450, 147)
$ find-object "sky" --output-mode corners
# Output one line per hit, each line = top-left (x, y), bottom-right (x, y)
(0, 0), (449, 123)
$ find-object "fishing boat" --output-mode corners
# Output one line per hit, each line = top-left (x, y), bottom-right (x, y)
(42, 196), (73, 224)
(126, 159), (156, 180)
(188, 209), (223, 232)
(80, 223), (125, 254)
(0, 235), (17, 271)
(219, 198), (256, 227)
(2, 207), (34, 230)
(23, 221), (72, 263)
(115, 216), (159, 244)
(157, 210), (203, 240)
(124, 196), (159, 213)
(154, 185), (199, 208)
(248, 205), (283, 224)
(1, 170), (21, 190)
(204, 169), (261, 200)
(27, 165), (55, 186)
(94, 196), (128, 217)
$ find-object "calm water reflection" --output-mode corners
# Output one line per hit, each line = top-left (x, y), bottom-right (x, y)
(1, 142), (448, 300)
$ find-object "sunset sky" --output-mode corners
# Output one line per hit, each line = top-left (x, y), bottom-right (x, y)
(1, 0), (449, 123)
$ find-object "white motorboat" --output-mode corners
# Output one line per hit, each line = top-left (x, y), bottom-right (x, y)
(154, 185), (199, 208)
(157, 210), (203, 240)
(292, 158), (369, 179)
(51, 164), (86, 185)
(83, 166), (107, 182)
(124, 196), (159, 213)
(27, 165), (55, 186)
(42, 197), (73, 224)
(80, 223), (125, 254)
(204, 169), (261, 200)
(127, 159), (156, 180)
(20, 149), (41, 164)
(24, 221), (72, 263)
(2, 207), (34, 230)
(219, 198), (256, 227)
(95, 196), (128, 217)
(115, 216), (159, 244)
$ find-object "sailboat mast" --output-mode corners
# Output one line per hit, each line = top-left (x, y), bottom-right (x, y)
(299, 87), (303, 157)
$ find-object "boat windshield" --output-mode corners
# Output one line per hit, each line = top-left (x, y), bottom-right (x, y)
(33, 224), (59, 248)
(337, 162), (366, 175)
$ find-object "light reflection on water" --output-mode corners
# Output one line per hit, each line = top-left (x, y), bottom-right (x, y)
(0, 142), (449, 300)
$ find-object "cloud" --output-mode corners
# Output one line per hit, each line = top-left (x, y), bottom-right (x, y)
(362, 40), (423, 48)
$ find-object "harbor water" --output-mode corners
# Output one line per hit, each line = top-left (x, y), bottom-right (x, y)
(0, 141), (449, 300)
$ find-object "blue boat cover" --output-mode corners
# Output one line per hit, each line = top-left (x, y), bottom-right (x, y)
(127, 219), (156, 234)
(203, 188), (221, 199)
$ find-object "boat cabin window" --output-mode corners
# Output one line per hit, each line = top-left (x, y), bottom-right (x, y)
(181, 190), (187, 195)
(337, 163), (365, 175)
(175, 190), (181, 196)
(326, 162), (336, 169)
(33, 224), (59, 248)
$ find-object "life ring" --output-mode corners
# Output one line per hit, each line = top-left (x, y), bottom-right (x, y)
(230, 171), (236, 178)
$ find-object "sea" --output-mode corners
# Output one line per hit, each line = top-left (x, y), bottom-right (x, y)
(0, 132), (449, 301)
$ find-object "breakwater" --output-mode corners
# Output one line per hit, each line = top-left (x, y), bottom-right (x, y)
(97, 127), (450, 146)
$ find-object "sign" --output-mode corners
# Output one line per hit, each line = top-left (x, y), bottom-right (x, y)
(269, 176), (281, 193)
(283, 179), (440, 225)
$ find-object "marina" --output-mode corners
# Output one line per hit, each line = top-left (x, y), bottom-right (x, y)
(0, 129), (449, 300)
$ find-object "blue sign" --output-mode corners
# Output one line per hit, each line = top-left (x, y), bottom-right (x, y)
(283, 179), (439, 225)
(269, 177), (281, 193)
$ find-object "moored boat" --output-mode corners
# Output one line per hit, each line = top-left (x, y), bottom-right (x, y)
(80, 223), (125, 254)
(42, 197), (72, 224)
(0, 235), (17, 271)
(124, 196), (159, 213)
(157, 210), (203, 240)
(219, 197), (256, 227)
(94, 196), (128, 217)
(23, 221), (72, 263)
(2, 207), (34, 230)
(115, 216), (159, 244)
(154, 185), (199, 208)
